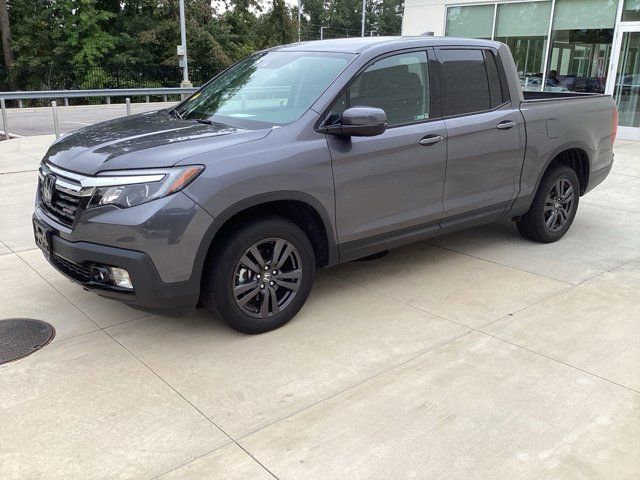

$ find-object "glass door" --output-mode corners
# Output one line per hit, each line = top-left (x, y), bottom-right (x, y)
(607, 25), (640, 140)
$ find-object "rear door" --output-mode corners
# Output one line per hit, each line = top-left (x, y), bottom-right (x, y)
(435, 47), (525, 222)
(324, 50), (447, 250)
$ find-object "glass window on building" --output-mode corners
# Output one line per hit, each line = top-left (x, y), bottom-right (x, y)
(613, 32), (640, 127)
(445, 5), (494, 39)
(494, 2), (552, 92)
(546, 0), (618, 93)
(622, 0), (640, 21)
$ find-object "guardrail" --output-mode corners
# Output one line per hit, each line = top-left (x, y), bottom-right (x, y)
(0, 87), (197, 104)
(0, 87), (197, 140)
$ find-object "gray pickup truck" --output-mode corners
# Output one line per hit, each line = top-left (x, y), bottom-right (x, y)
(33, 37), (616, 333)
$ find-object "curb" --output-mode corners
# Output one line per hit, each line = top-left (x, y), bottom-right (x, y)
(0, 130), (23, 140)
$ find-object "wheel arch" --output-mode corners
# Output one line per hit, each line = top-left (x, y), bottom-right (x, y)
(191, 192), (338, 299)
(510, 143), (591, 219)
(537, 144), (591, 196)
(544, 147), (590, 195)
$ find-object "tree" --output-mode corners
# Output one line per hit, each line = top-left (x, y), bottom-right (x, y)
(373, 0), (403, 36)
(7, 0), (55, 68)
(301, 0), (327, 39)
(0, 0), (15, 72)
(0, 0), (405, 92)
(221, 0), (263, 59)
(64, 0), (117, 68)
(257, 0), (295, 47)
(326, 0), (365, 36)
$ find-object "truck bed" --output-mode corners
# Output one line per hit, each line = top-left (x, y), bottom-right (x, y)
(516, 90), (615, 203)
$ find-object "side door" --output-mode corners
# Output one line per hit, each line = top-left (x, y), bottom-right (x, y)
(323, 50), (448, 256)
(435, 47), (525, 222)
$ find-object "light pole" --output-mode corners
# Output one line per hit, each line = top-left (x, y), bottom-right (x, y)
(179, 0), (191, 89)
(298, 0), (301, 42)
(361, 0), (366, 37)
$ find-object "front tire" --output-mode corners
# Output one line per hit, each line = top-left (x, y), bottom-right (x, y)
(517, 165), (580, 243)
(203, 217), (315, 334)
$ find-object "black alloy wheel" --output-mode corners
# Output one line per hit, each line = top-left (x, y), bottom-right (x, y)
(203, 217), (315, 334)
(233, 238), (303, 318)
(516, 165), (580, 243)
(543, 178), (575, 232)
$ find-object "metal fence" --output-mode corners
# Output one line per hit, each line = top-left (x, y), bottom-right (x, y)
(0, 64), (225, 102)
(0, 87), (197, 140)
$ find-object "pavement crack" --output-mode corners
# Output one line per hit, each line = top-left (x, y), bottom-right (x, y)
(428, 242), (576, 286)
(13, 251), (102, 330)
(324, 269), (471, 330)
(104, 329), (234, 438)
(477, 284), (575, 330)
(236, 329), (474, 441)
(478, 330), (640, 396)
(147, 442), (280, 480)
(235, 443), (281, 480)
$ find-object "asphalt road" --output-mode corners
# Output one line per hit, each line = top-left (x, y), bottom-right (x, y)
(1, 102), (178, 137)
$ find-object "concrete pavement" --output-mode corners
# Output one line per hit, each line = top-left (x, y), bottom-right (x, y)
(0, 136), (639, 479)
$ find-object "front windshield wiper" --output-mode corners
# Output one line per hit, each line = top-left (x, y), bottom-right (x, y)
(169, 109), (182, 120)
(193, 118), (233, 129)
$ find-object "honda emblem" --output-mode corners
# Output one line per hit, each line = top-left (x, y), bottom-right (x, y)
(42, 174), (56, 204)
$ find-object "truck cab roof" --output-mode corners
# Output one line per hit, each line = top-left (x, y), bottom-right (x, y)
(273, 36), (504, 54)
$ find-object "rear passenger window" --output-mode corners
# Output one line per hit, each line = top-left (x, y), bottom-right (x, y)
(326, 52), (430, 127)
(440, 49), (507, 116)
(483, 50), (505, 108)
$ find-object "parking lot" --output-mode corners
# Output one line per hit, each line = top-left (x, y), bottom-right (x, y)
(1, 135), (639, 479)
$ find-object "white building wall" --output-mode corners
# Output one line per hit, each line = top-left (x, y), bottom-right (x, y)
(402, 0), (489, 36)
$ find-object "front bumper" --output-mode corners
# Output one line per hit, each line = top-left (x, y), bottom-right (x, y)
(33, 212), (201, 311)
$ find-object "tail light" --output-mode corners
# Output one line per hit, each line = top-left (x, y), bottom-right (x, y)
(612, 108), (618, 144)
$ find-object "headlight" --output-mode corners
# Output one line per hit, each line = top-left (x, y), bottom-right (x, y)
(88, 165), (204, 209)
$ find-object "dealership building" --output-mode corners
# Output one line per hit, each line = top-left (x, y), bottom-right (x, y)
(402, 0), (640, 139)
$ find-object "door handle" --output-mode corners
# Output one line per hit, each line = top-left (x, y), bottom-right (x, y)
(419, 135), (444, 146)
(497, 120), (517, 130)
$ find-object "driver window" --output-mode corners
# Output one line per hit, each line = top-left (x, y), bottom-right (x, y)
(326, 51), (430, 127)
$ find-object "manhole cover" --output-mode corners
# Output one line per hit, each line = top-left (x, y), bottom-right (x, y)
(0, 319), (55, 364)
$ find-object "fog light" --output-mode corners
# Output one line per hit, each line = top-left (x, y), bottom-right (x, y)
(90, 265), (111, 283)
(110, 267), (133, 289)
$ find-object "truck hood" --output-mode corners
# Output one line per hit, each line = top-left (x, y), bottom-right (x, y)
(44, 110), (272, 175)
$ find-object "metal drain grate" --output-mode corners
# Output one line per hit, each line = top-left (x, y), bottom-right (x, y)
(0, 319), (56, 364)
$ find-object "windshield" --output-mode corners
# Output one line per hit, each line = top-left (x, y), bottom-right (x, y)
(175, 51), (355, 129)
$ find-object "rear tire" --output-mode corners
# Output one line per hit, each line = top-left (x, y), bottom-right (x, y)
(203, 217), (315, 334)
(517, 165), (580, 243)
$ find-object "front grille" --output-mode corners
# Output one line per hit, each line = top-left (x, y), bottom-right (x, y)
(39, 182), (83, 226)
(52, 253), (91, 282)
(38, 163), (89, 228)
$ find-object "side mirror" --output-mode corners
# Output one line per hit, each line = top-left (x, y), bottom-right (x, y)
(323, 106), (387, 137)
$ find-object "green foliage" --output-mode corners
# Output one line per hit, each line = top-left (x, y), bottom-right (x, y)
(257, 0), (296, 48)
(66, 0), (118, 68)
(7, 0), (64, 68)
(1, 0), (405, 89)
(374, 0), (403, 35)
